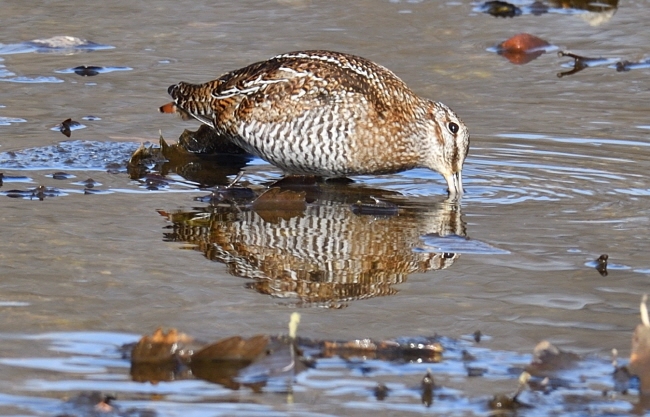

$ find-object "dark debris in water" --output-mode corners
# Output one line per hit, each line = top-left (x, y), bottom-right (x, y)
(319, 337), (443, 362)
(475, 0), (618, 18)
(139, 174), (170, 191)
(373, 382), (390, 401)
(76, 178), (99, 188)
(350, 197), (399, 216)
(489, 372), (532, 412)
(557, 51), (621, 77)
(557, 51), (650, 78)
(51, 171), (75, 180)
(421, 370), (435, 407)
(53, 118), (85, 137)
(127, 131), (252, 187)
(596, 253), (609, 276)
(0, 36), (113, 84)
(83, 188), (112, 195)
(491, 35), (650, 75)
(58, 391), (154, 417)
(474, 330), (483, 343)
(194, 186), (257, 204)
(2, 185), (63, 200)
(477, 1), (522, 18)
(616, 59), (650, 72)
(585, 254), (630, 275)
(109, 308), (650, 415)
(9, 304), (650, 416)
(126, 326), (444, 390)
(55, 65), (133, 76)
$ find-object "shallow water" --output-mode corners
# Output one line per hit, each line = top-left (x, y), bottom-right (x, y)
(1, 0), (650, 415)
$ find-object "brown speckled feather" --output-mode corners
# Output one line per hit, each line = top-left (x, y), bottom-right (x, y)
(164, 50), (470, 195)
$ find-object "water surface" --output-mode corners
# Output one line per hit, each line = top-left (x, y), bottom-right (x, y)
(1, 0), (649, 415)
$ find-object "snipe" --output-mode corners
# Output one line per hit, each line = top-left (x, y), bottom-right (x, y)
(161, 50), (470, 195)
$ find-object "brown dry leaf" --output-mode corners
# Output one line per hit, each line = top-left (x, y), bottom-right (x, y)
(190, 335), (274, 390)
(525, 340), (579, 376)
(193, 335), (270, 362)
(499, 33), (549, 53)
(498, 33), (550, 65)
(131, 328), (193, 363)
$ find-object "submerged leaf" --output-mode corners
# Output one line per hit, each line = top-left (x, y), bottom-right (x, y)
(193, 335), (270, 362)
(499, 33), (549, 53)
(497, 33), (550, 65)
(526, 340), (580, 375)
(131, 328), (194, 363)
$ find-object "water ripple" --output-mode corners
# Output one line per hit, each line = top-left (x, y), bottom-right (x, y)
(0, 36), (114, 55)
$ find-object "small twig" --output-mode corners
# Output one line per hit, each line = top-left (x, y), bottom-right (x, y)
(513, 371), (531, 401)
(641, 294), (649, 328)
(226, 171), (244, 189)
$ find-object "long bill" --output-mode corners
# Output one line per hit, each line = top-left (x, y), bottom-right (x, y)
(444, 171), (464, 197)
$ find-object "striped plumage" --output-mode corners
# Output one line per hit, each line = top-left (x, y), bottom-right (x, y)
(164, 201), (461, 307)
(163, 50), (470, 195)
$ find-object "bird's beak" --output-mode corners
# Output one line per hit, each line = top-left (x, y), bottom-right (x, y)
(444, 171), (463, 197)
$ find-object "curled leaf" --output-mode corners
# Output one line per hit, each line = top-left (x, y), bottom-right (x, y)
(497, 33), (550, 65)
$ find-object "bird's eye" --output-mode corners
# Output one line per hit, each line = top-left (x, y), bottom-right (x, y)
(448, 122), (459, 134)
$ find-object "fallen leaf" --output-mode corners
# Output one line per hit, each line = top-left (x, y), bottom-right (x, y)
(497, 33), (551, 65)
(131, 328), (194, 363)
(193, 335), (270, 362)
(499, 33), (550, 53)
(525, 340), (579, 375)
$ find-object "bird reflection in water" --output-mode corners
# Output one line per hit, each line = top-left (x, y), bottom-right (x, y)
(133, 131), (468, 307)
(160, 190), (465, 308)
